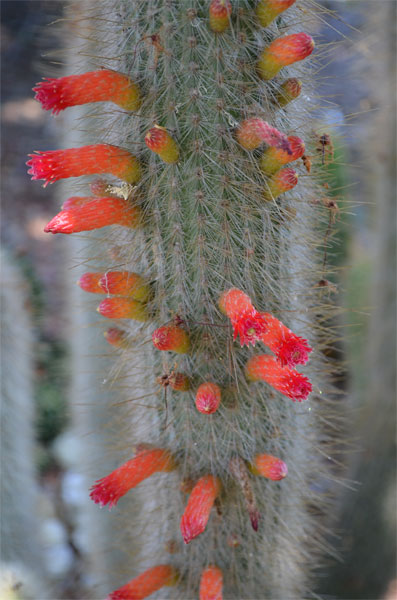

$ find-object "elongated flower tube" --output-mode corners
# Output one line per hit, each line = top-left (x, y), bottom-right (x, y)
(195, 382), (221, 414)
(99, 271), (150, 301)
(209, 0), (232, 33)
(256, 0), (296, 28)
(199, 566), (223, 600)
(245, 354), (312, 401)
(104, 327), (129, 349)
(145, 126), (179, 164)
(78, 272), (104, 294)
(260, 312), (312, 367)
(97, 297), (149, 321)
(27, 144), (141, 186)
(258, 33), (315, 80)
(259, 135), (305, 175)
(44, 197), (141, 234)
(107, 564), (178, 600)
(33, 69), (141, 115)
(250, 453), (288, 481)
(152, 325), (190, 353)
(236, 118), (291, 153)
(275, 77), (302, 107)
(219, 288), (268, 347)
(263, 167), (298, 201)
(90, 447), (175, 509)
(180, 475), (221, 544)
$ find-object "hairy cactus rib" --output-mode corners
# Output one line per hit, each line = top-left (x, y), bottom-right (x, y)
(28, 1), (341, 597)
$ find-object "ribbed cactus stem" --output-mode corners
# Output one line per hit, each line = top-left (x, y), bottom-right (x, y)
(30, 1), (339, 597)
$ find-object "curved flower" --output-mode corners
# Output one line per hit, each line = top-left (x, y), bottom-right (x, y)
(180, 475), (221, 544)
(90, 447), (175, 509)
(27, 144), (141, 186)
(219, 288), (268, 347)
(107, 564), (178, 600)
(34, 69), (141, 114)
(258, 32), (315, 80)
(260, 313), (312, 367)
(44, 197), (141, 234)
(245, 354), (312, 401)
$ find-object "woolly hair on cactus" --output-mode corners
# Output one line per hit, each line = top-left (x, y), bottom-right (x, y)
(28, 1), (343, 597)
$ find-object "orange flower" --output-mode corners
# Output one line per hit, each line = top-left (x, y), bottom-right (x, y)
(259, 135), (305, 175)
(44, 197), (141, 234)
(180, 475), (221, 543)
(104, 327), (129, 349)
(209, 0), (232, 33)
(264, 167), (298, 200)
(195, 382), (221, 414)
(250, 453), (288, 480)
(90, 447), (175, 509)
(27, 144), (141, 186)
(145, 126), (179, 163)
(97, 297), (148, 321)
(258, 33), (315, 80)
(152, 325), (190, 353)
(236, 118), (291, 153)
(99, 272), (150, 302)
(276, 77), (302, 107)
(245, 354), (312, 401)
(199, 566), (223, 600)
(259, 312), (312, 367)
(77, 272), (104, 294)
(256, 0), (296, 28)
(107, 564), (178, 600)
(33, 69), (141, 114)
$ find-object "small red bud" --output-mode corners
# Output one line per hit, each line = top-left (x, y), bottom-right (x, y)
(180, 475), (221, 544)
(250, 453), (288, 480)
(195, 382), (221, 414)
(209, 0), (232, 33)
(258, 33), (315, 80)
(107, 564), (178, 600)
(145, 125), (179, 163)
(152, 325), (190, 354)
(97, 298), (149, 321)
(199, 565), (223, 600)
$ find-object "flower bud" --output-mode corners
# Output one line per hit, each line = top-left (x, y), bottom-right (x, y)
(258, 33), (315, 80)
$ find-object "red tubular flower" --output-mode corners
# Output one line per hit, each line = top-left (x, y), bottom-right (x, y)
(27, 144), (141, 186)
(199, 566), (223, 600)
(152, 325), (190, 354)
(62, 196), (91, 210)
(258, 33), (315, 80)
(259, 135), (305, 175)
(219, 288), (269, 347)
(256, 0), (296, 28)
(33, 69), (141, 115)
(195, 382), (221, 414)
(276, 77), (302, 107)
(245, 354), (312, 401)
(259, 313), (312, 367)
(44, 196), (141, 234)
(236, 118), (292, 153)
(78, 272), (104, 294)
(97, 298), (148, 321)
(251, 453), (288, 481)
(107, 564), (178, 600)
(104, 327), (129, 349)
(145, 125), (179, 163)
(90, 447), (175, 509)
(99, 272), (150, 302)
(263, 167), (298, 201)
(180, 475), (221, 544)
(209, 0), (232, 33)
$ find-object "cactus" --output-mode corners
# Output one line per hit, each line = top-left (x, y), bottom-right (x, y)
(29, 1), (341, 597)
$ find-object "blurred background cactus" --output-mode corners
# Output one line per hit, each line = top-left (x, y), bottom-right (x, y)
(1, 1), (395, 599)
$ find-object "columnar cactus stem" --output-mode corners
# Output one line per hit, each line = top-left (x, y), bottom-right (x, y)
(29, 1), (342, 597)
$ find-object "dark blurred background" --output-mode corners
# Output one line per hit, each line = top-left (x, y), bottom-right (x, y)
(1, 1), (396, 599)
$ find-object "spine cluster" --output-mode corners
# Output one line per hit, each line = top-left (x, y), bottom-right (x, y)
(28, 1), (337, 598)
